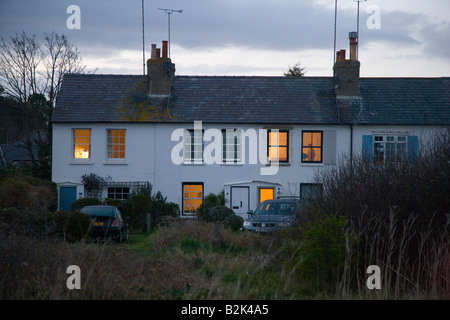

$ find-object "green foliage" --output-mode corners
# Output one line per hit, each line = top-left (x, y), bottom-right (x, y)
(196, 191), (225, 220)
(0, 208), (91, 242)
(0, 175), (56, 211)
(297, 214), (348, 288)
(50, 210), (92, 242)
(120, 183), (180, 232)
(201, 205), (234, 223)
(284, 60), (305, 77)
(126, 193), (152, 231)
(70, 197), (102, 211)
(224, 214), (244, 232)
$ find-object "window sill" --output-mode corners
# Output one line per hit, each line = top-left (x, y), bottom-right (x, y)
(266, 162), (291, 166)
(70, 160), (94, 165)
(301, 162), (324, 167)
(103, 160), (128, 165)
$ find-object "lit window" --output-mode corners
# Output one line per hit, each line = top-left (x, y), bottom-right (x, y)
(268, 130), (289, 162)
(183, 129), (203, 163)
(302, 131), (322, 163)
(222, 129), (242, 163)
(259, 188), (274, 203)
(73, 129), (91, 159)
(183, 183), (203, 215)
(107, 129), (126, 159)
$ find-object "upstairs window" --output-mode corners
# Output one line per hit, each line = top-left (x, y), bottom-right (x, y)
(363, 134), (418, 163)
(374, 135), (407, 163)
(73, 129), (91, 159)
(222, 129), (242, 164)
(268, 130), (289, 162)
(302, 131), (322, 163)
(183, 129), (203, 163)
(107, 129), (126, 159)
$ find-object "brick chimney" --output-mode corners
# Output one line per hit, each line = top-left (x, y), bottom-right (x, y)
(333, 32), (360, 97)
(147, 41), (175, 97)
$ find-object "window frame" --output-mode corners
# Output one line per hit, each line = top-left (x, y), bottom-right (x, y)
(107, 187), (130, 200)
(182, 182), (204, 215)
(373, 134), (408, 163)
(222, 128), (242, 164)
(72, 128), (91, 159)
(267, 129), (289, 163)
(183, 129), (204, 164)
(300, 183), (323, 200)
(301, 130), (323, 164)
(106, 129), (126, 160)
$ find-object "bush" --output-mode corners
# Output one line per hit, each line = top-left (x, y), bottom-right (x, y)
(70, 198), (102, 211)
(297, 214), (348, 288)
(196, 191), (225, 220)
(224, 214), (244, 232)
(50, 210), (92, 242)
(0, 175), (56, 211)
(0, 208), (92, 242)
(201, 205), (234, 223)
(125, 193), (152, 231)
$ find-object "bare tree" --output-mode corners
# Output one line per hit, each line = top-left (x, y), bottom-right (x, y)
(42, 32), (86, 106)
(0, 32), (42, 103)
(0, 31), (87, 105)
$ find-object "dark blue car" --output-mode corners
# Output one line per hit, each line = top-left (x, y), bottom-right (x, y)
(243, 198), (299, 232)
(80, 205), (129, 243)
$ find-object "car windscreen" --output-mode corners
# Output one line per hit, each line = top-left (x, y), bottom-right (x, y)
(254, 202), (295, 215)
(81, 207), (116, 217)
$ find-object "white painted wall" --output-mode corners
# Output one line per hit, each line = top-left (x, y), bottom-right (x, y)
(52, 122), (447, 214)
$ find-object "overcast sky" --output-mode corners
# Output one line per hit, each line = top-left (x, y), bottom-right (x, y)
(1, 0), (450, 77)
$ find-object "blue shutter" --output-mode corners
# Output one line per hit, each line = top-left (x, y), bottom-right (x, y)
(362, 135), (373, 162)
(408, 136), (419, 161)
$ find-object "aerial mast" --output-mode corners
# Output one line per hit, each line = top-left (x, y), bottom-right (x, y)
(158, 8), (183, 58)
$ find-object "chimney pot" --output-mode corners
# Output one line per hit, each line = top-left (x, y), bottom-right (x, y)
(162, 41), (168, 58)
(151, 44), (157, 59)
(349, 31), (358, 61)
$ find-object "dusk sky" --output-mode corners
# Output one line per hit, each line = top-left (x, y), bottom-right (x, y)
(1, 0), (450, 77)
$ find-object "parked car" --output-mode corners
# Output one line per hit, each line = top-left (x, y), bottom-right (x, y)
(80, 205), (129, 243)
(243, 198), (300, 233)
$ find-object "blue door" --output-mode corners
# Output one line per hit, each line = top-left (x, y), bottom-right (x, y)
(60, 187), (76, 211)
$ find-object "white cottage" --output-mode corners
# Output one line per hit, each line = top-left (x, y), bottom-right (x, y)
(52, 36), (450, 217)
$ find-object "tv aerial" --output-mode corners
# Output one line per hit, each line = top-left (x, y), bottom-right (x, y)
(158, 8), (183, 58)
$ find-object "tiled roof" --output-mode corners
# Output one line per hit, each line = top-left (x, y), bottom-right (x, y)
(52, 74), (450, 125)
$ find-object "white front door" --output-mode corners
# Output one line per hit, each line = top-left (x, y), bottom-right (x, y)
(231, 186), (249, 216)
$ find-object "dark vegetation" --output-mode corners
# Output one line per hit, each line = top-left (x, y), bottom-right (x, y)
(0, 131), (448, 299)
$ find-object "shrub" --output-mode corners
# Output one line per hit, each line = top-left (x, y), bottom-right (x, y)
(125, 193), (152, 231)
(196, 191), (225, 220)
(297, 214), (348, 288)
(201, 205), (234, 223)
(70, 197), (102, 211)
(50, 210), (92, 242)
(0, 175), (56, 211)
(224, 214), (244, 232)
